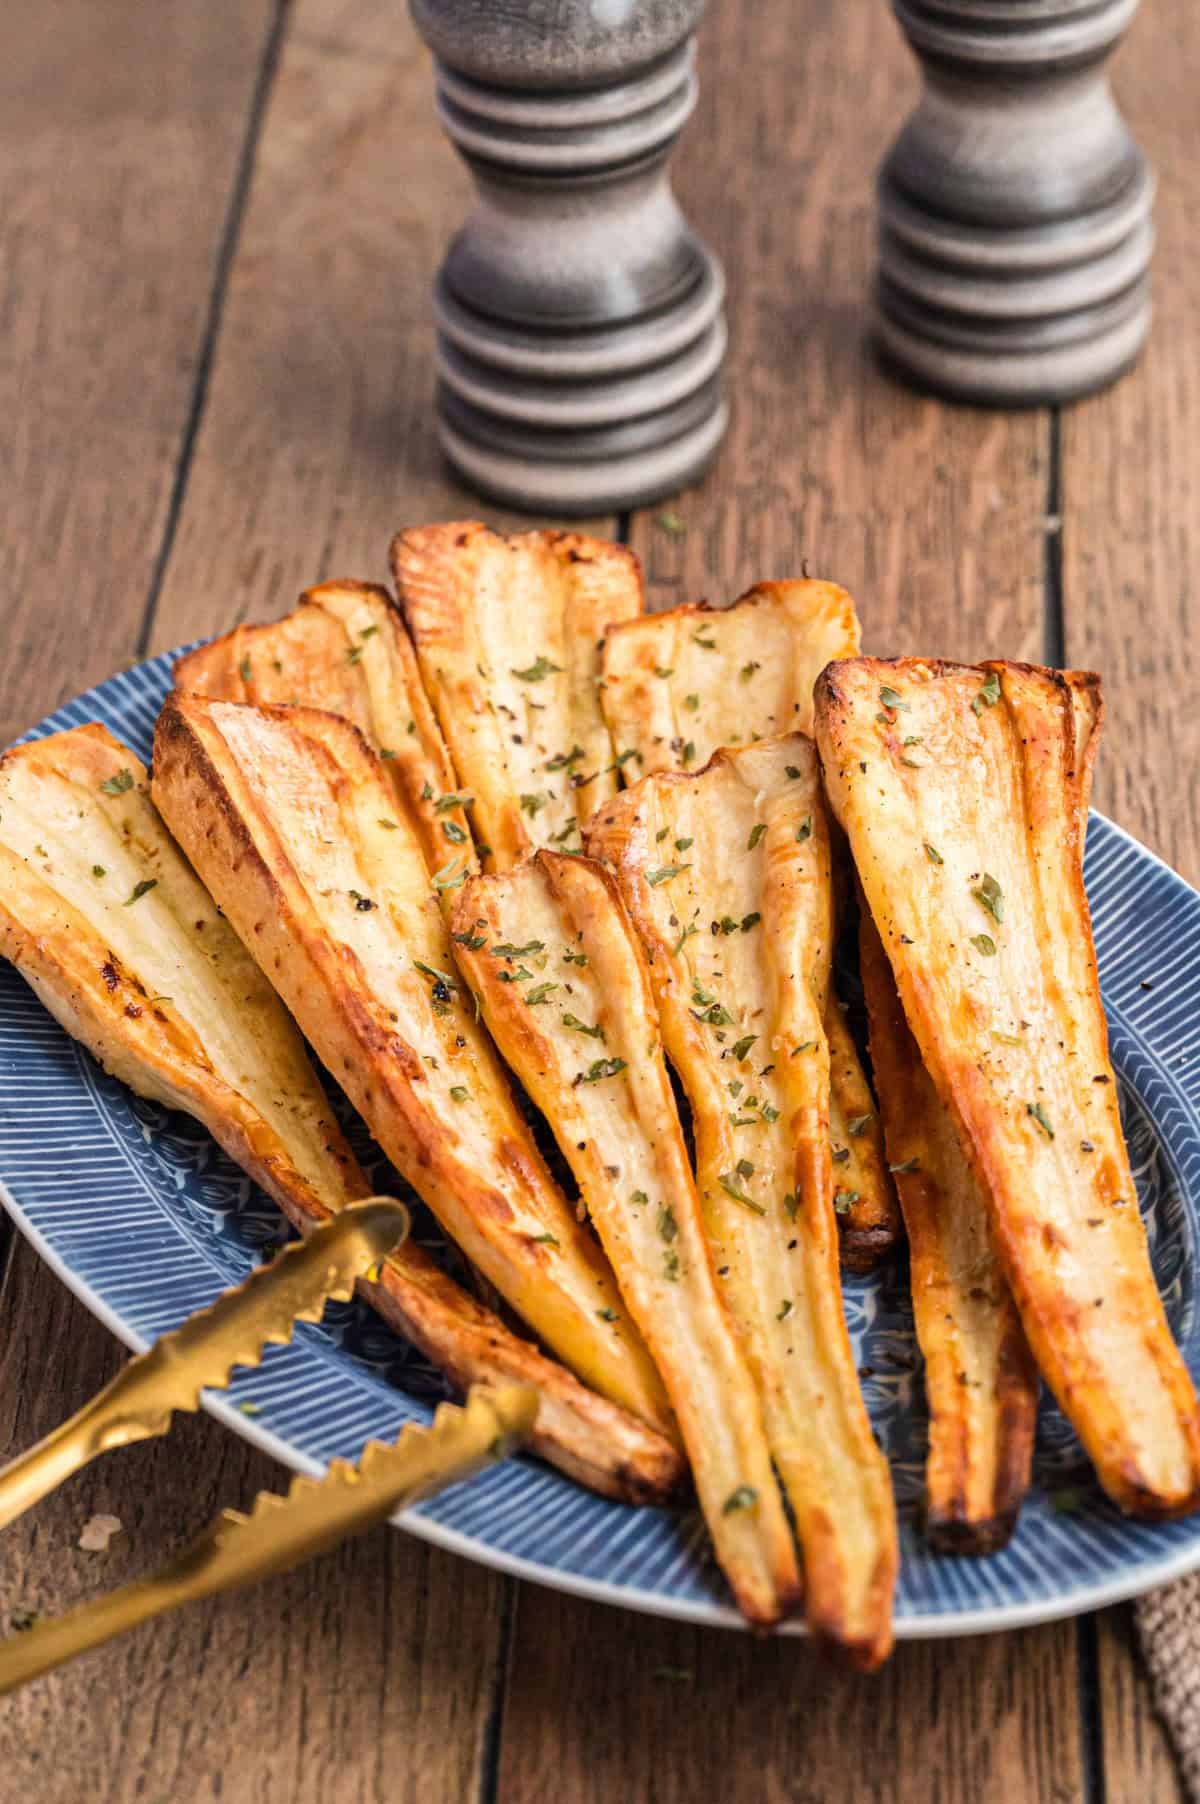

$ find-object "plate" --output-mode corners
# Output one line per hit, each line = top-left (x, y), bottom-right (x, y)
(2, 650), (1199, 1638)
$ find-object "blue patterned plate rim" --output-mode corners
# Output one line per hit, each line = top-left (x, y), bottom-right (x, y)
(3, 646), (1200, 1639)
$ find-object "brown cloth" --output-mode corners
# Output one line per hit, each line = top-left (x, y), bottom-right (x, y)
(1137, 1577), (1200, 1800)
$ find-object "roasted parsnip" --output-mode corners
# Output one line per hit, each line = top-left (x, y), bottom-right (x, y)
(598, 579), (861, 775)
(152, 695), (674, 1442)
(859, 906), (1038, 1551)
(451, 849), (801, 1628)
(0, 726), (681, 1503)
(815, 657), (1200, 1519)
(594, 581), (895, 1266)
(587, 737), (897, 1666)
(390, 522), (643, 867)
(174, 581), (473, 872)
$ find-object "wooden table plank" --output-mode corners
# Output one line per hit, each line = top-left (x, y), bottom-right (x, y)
(11, 0), (610, 1797)
(497, 4), (1075, 1799)
(0, 1240), (507, 1804)
(0, 0), (278, 745)
(1059, 7), (1200, 1799)
(499, 1589), (1082, 1804)
(146, 0), (591, 661)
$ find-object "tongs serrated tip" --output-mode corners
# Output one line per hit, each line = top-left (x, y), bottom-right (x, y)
(0, 1195), (410, 1534)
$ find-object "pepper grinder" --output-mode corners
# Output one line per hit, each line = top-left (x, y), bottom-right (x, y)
(409, 0), (728, 515)
(876, 0), (1153, 405)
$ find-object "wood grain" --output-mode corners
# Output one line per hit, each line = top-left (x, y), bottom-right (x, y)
(1059, 4), (1200, 880)
(627, 2), (1049, 659)
(1060, 7), (1200, 1800)
(499, 3), (1073, 1800)
(0, 0), (278, 745)
(497, 1589), (1083, 1804)
(146, 0), (603, 660)
(0, 1239), (508, 1804)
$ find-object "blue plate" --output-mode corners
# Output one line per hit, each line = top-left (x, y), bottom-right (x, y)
(3, 651), (1199, 1637)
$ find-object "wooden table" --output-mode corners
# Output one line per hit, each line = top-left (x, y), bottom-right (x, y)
(1, 0), (1195, 1797)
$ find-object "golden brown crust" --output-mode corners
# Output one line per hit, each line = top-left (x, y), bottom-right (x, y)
(587, 736), (897, 1667)
(859, 904), (1037, 1553)
(151, 693), (673, 1441)
(389, 522), (643, 868)
(0, 724), (681, 1503)
(816, 656), (1200, 1519)
(451, 849), (801, 1627)
(598, 579), (861, 777)
(174, 581), (472, 873)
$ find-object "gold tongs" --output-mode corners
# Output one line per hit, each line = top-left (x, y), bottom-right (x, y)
(0, 1198), (537, 1695)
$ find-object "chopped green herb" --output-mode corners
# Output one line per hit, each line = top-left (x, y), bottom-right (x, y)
(597, 1306), (619, 1322)
(795, 815), (812, 844)
(657, 1204), (678, 1244)
(971, 933), (997, 956)
(925, 843), (943, 865)
(442, 820), (468, 843)
(498, 967), (533, 984)
(833, 1189), (860, 1216)
(672, 922), (699, 957)
(847, 1114), (873, 1137)
(531, 1231), (559, 1246)
(432, 856), (469, 892)
(781, 1192), (798, 1220)
(346, 644), (364, 665)
(740, 911), (761, 932)
(719, 1172), (765, 1215)
(511, 656), (562, 683)
(684, 693), (700, 712)
(662, 1249), (681, 1282)
(519, 793), (546, 818)
(378, 818), (399, 831)
(631, 1190), (649, 1205)
(675, 836), (694, 853)
(722, 1485), (758, 1515)
(990, 1029), (1023, 1046)
(776, 1299), (793, 1321)
(359, 624), (379, 641)
(449, 1085), (470, 1103)
(414, 958), (459, 993)
(646, 864), (689, 886)
(736, 1158), (754, 1178)
(656, 826), (671, 843)
(123, 878), (157, 907)
(350, 890), (376, 911)
(972, 670), (1001, 715)
(691, 630), (716, 649)
(792, 1041), (816, 1056)
(654, 665), (675, 679)
(973, 873), (1004, 923)
(1027, 1101), (1055, 1139)
(100, 768), (134, 796)
(562, 1013), (604, 1039)
(453, 930), (487, 951)
(239, 654), (253, 683)
(889, 1158), (921, 1174)
(681, 740), (696, 765)
(525, 982), (558, 1006)
(740, 661), (761, 683)
(91, 864), (106, 878)
(435, 792), (472, 814)
(730, 1035), (758, 1063)
(579, 1057), (627, 1084)
(747, 822), (767, 851)
(492, 940), (545, 959)
(379, 747), (397, 760)
(879, 685), (908, 711)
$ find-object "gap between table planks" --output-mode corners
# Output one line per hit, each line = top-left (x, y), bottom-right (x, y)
(0, 0), (1189, 1798)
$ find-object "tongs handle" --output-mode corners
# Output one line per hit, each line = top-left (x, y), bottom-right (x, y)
(0, 1383), (534, 1696)
(0, 1197), (409, 1533)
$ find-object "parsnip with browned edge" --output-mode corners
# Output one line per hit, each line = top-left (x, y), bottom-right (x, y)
(451, 850), (801, 1628)
(598, 579), (860, 775)
(174, 580), (473, 874)
(815, 657), (1200, 1519)
(587, 737), (897, 1666)
(595, 580), (898, 1268)
(859, 906), (1038, 1551)
(390, 522), (643, 868)
(152, 695), (673, 1444)
(0, 725), (681, 1504)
